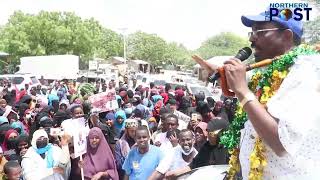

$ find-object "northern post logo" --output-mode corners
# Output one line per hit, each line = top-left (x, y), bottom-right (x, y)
(265, 2), (312, 21)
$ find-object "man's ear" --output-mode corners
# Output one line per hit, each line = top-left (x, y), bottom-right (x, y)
(283, 29), (294, 42)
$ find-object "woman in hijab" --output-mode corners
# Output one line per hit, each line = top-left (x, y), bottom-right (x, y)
(21, 129), (70, 180)
(1, 129), (18, 153)
(114, 110), (126, 139)
(179, 96), (192, 116)
(194, 122), (208, 151)
(151, 95), (164, 122)
(175, 89), (185, 109)
(206, 97), (215, 109)
(0, 123), (11, 147)
(80, 127), (119, 180)
(13, 135), (30, 164)
(10, 121), (26, 136)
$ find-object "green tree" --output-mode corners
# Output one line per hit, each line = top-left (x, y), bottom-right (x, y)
(164, 42), (194, 68)
(95, 28), (123, 60)
(127, 31), (168, 66)
(197, 32), (249, 59)
(0, 11), (123, 69)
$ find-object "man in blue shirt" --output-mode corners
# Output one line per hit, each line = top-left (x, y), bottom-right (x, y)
(122, 126), (164, 180)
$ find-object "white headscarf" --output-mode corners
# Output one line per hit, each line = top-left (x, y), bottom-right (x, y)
(31, 129), (49, 149)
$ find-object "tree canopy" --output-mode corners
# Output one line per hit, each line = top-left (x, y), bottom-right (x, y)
(0, 11), (255, 71)
(196, 32), (250, 60)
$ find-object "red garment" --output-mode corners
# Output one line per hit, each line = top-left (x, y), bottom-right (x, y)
(152, 100), (163, 118)
(1, 129), (18, 151)
(15, 89), (26, 103)
(175, 89), (184, 108)
(160, 92), (169, 104)
(119, 91), (128, 104)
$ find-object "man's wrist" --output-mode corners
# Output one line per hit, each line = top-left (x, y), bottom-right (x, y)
(235, 88), (251, 100)
(237, 91), (256, 107)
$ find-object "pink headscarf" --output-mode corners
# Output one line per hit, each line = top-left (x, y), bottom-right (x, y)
(1, 129), (18, 151)
(196, 122), (208, 137)
(83, 127), (119, 180)
(175, 89), (185, 108)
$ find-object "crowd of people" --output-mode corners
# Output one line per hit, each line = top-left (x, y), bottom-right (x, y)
(1, 5), (319, 180)
(0, 75), (235, 180)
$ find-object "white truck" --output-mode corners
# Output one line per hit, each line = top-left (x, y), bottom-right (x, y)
(17, 55), (80, 80)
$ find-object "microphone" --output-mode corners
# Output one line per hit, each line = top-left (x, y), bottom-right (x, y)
(208, 47), (252, 83)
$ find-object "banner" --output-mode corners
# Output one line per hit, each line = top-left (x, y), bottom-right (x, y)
(88, 91), (118, 113)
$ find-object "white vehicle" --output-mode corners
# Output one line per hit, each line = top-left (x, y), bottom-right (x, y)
(177, 165), (229, 180)
(0, 73), (41, 90)
(186, 83), (222, 101)
(17, 55), (79, 80)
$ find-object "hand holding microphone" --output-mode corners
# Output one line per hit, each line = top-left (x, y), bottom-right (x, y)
(192, 47), (252, 97)
(208, 47), (252, 83)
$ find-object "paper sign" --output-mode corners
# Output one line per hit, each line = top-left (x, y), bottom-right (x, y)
(61, 117), (89, 136)
(73, 127), (88, 158)
(88, 91), (118, 113)
(61, 117), (90, 158)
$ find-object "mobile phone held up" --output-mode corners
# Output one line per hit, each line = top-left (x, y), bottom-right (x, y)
(50, 128), (64, 136)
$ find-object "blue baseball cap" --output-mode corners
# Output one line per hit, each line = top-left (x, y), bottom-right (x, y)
(241, 9), (303, 38)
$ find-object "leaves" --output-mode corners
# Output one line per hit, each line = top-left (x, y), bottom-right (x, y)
(0, 11), (123, 69)
(0, 11), (263, 72)
(196, 32), (249, 59)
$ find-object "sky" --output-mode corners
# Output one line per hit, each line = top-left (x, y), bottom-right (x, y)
(0, 0), (318, 50)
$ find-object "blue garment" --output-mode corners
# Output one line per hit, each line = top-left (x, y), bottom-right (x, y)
(0, 116), (8, 125)
(47, 94), (59, 106)
(10, 121), (25, 135)
(34, 144), (54, 168)
(122, 145), (164, 180)
(114, 110), (126, 138)
(152, 95), (163, 104)
(136, 104), (151, 119)
(105, 112), (115, 121)
(142, 98), (154, 112)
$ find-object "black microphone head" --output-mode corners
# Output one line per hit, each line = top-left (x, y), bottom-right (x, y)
(235, 47), (252, 61)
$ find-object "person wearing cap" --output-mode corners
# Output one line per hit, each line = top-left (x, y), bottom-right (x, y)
(221, 8), (320, 179)
(167, 99), (189, 130)
(195, 101), (215, 123)
(187, 113), (203, 131)
(165, 119), (229, 178)
(115, 119), (138, 179)
(194, 122), (208, 151)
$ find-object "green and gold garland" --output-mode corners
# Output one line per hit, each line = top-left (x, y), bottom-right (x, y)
(220, 44), (319, 180)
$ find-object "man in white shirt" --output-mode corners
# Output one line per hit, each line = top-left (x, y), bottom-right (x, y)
(222, 9), (320, 179)
(167, 99), (189, 130)
(149, 129), (198, 180)
(154, 114), (179, 151)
